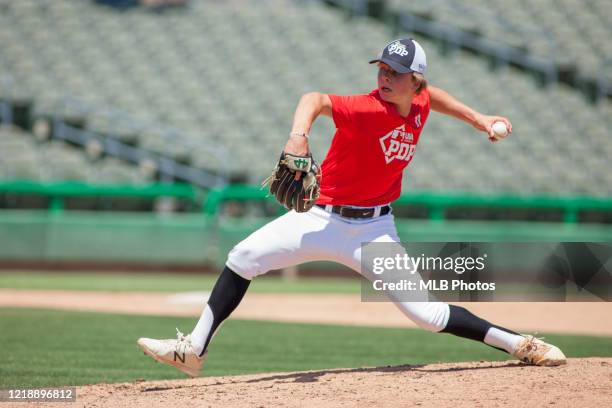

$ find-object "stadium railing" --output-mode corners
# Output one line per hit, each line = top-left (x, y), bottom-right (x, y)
(204, 184), (612, 225)
(0, 180), (199, 213)
(1, 182), (611, 266)
(1, 181), (612, 224)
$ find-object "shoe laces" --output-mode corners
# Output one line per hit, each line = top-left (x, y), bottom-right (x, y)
(516, 334), (549, 361)
(175, 328), (193, 353)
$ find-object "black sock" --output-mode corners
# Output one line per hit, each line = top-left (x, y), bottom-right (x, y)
(200, 266), (250, 356)
(441, 305), (519, 353)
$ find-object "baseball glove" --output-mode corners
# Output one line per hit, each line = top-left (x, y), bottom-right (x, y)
(263, 152), (320, 212)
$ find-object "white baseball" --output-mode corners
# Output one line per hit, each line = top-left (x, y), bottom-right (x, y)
(491, 121), (508, 140)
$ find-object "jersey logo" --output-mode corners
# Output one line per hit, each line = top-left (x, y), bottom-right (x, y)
(387, 41), (409, 57)
(415, 114), (421, 128)
(379, 125), (416, 164)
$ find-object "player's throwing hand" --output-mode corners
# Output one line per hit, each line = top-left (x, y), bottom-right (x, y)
(473, 113), (513, 142)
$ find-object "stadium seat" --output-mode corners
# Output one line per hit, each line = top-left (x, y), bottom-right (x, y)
(0, 0), (610, 196)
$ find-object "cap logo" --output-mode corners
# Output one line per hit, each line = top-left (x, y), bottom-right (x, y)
(387, 41), (409, 57)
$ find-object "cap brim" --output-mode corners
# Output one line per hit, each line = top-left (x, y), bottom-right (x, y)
(369, 57), (415, 74)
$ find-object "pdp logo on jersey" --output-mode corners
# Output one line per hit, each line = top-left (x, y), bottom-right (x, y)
(379, 125), (416, 164)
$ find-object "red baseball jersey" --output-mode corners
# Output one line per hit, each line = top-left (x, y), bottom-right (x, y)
(317, 88), (430, 207)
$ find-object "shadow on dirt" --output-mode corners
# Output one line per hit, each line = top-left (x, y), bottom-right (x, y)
(242, 361), (524, 384)
(141, 360), (525, 392)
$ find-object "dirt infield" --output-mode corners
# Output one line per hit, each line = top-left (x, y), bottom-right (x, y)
(2, 290), (611, 406)
(5, 358), (611, 407)
(1, 289), (611, 335)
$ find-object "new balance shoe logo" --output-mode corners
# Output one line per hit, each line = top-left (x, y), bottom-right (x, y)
(174, 351), (185, 363)
(387, 41), (409, 57)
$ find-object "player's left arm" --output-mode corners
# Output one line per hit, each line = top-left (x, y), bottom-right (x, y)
(428, 85), (512, 142)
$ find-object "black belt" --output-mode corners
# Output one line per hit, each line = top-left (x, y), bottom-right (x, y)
(316, 204), (391, 219)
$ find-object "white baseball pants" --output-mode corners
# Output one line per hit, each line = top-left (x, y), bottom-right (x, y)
(226, 205), (450, 332)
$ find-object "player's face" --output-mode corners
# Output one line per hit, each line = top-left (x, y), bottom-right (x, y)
(377, 63), (416, 103)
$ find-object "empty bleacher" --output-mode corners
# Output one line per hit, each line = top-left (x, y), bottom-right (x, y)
(0, 126), (147, 183)
(388, 0), (612, 80)
(0, 0), (610, 196)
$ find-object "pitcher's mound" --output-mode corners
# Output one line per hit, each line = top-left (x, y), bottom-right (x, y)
(49, 358), (612, 407)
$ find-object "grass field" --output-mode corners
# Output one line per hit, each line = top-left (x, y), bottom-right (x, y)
(0, 271), (361, 293)
(1, 272), (611, 389)
(1, 308), (612, 388)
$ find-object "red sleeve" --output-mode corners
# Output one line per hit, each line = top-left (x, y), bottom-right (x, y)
(328, 94), (358, 130)
(329, 93), (385, 132)
(419, 88), (431, 122)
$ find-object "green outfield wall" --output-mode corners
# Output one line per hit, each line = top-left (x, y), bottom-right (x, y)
(1, 211), (611, 267)
(1, 182), (611, 267)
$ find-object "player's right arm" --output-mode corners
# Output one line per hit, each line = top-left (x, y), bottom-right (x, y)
(429, 85), (512, 141)
(284, 92), (332, 156)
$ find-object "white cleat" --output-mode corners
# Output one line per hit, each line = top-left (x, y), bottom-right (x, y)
(137, 328), (205, 377)
(513, 335), (567, 366)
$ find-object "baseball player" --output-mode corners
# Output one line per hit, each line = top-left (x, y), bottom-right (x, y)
(138, 39), (566, 377)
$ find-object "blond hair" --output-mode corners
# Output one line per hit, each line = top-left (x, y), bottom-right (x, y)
(412, 73), (428, 94)
(412, 72), (427, 94)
